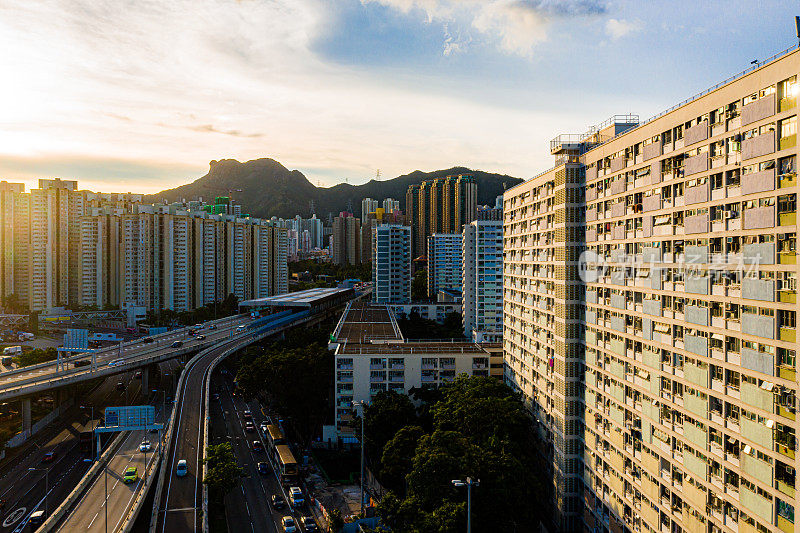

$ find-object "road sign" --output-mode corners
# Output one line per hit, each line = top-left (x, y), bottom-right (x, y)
(63, 329), (88, 350)
(101, 405), (156, 431)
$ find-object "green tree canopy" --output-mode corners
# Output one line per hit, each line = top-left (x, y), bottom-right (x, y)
(203, 442), (242, 494)
(362, 390), (418, 470)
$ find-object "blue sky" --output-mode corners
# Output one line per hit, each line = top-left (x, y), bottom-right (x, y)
(0, 0), (796, 192)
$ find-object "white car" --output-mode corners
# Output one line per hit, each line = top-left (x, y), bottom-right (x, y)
(289, 486), (304, 506)
(281, 516), (296, 532)
(176, 459), (188, 477)
(139, 440), (151, 452)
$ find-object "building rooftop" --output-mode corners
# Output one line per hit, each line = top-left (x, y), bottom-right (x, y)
(337, 340), (489, 355)
(331, 302), (404, 344)
(239, 287), (353, 309)
(331, 302), (493, 356)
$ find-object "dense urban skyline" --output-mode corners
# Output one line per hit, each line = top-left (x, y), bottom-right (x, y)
(0, 1), (796, 193)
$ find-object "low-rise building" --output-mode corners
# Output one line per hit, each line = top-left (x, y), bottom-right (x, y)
(329, 302), (501, 437)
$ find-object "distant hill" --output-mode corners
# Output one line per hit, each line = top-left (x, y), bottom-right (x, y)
(144, 158), (523, 219)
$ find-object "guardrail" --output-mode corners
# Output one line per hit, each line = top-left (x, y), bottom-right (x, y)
(0, 328), (247, 401)
(147, 310), (326, 533)
(39, 429), (129, 532)
(120, 429), (163, 532)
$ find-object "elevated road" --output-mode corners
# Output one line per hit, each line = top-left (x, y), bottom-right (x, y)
(60, 427), (161, 532)
(154, 310), (320, 533)
(0, 315), (250, 402)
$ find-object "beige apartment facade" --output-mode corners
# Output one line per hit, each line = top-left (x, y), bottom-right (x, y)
(505, 48), (800, 533)
(504, 161), (588, 530)
(0, 180), (289, 313)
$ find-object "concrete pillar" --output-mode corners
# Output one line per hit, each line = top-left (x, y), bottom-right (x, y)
(21, 398), (31, 435)
(142, 365), (150, 392)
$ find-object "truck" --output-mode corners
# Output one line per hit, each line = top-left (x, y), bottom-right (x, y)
(18, 332), (34, 341)
(2, 346), (21, 356)
(1, 356), (12, 366)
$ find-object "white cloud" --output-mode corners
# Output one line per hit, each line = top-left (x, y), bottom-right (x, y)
(0, 0), (565, 192)
(362, 0), (608, 57)
(605, 18), (642, 40)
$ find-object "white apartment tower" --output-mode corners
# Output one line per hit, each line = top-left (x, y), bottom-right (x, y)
(462, 219), (503, 342)
(427, 233), (463, 299)
(372, 225), (412, 304)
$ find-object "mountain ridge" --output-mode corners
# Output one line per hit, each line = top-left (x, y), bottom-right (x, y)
(144, 158), (523, 219)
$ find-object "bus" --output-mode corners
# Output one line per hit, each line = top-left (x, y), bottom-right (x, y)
(265, 424), (286, 450)
(274, 444), (298, 484)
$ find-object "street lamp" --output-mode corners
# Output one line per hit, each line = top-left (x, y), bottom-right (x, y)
(352, 400), (366, 516)
(153, 389), (165, 458)
(452, 477), (479, 533)
(28, 467), (49, 516)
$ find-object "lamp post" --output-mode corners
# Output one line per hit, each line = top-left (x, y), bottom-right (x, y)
(352, 400), (366, 516)
(28, 467), (49, 516)
(452, 477), (479, 533)
(153, 389), (165, 458)
(104, 462), (108, 533)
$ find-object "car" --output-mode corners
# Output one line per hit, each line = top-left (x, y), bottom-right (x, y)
(271, 494), (286, 509)
(134, 370), (142, 379)
(123, 466), (138, 483)
(244, 421), (255, 432)
(149, 428), (159, 434)
(42, 452), (55, 463)
(259, 423), (268, 434)
(195, 335), (206, 341)
(116, 381), (125, 391)
(281, 516), (296, 533)
(29, 510), (45, 525)
(289, 486), (304, 506)
(302, 516), (318, 531)
(73, 360), (90, 367)
(243, 409), (252, 420)
(194, 324), (203, 329)
(257, 462), (269, 475)
(139, 440), (151, 452)
(237, 324), (246, 330)
(176, 459), (188, 477)
(108, 358), (125, 367)
(142, 337), (154, 344)
(212, 392), (219, 401)
(171, 341), (183, 348)
(252, 440), (263, 452)
(208, 324), (217, 330)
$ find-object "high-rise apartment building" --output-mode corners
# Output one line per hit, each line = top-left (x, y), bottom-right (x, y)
(504, 157), (589, 531)
(407, 175), (477, 259)
(0, 181), (288, 313)
(362, 198), (379, 221)
(382, 198), (400, 214)
(333, 213), (361, 265)
(463, 219), (503, 343)
(505, 48), (800, 533)
(372, 225), (411, 304)
(427, 233), (462, 299)
(0, 182), (29, 305)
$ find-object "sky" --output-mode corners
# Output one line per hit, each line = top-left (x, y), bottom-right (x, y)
(0, 0), (797, 193)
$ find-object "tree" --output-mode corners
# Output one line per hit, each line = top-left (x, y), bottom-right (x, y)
(380, 425), (425, 493)
(431, 375), (532, 453)
(374, 376), (544, 533)
(203, 442), (242, 494)
(1, 293), (27, 314)
(362, 390), (418, 471)
(236, 330), (333, 443)
(411, 269), (427, 301)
